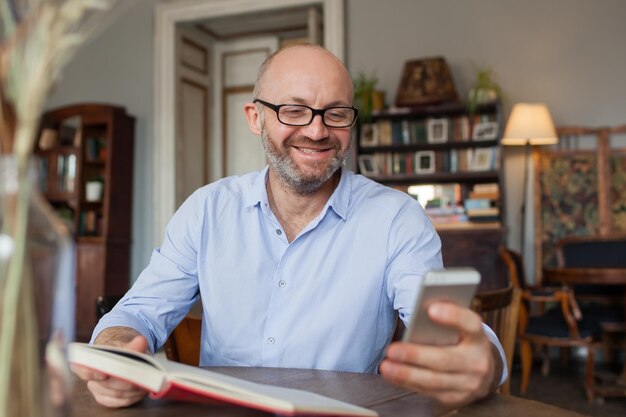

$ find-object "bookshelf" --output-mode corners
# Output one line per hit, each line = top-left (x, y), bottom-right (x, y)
(355, 102), (506, 289)
(36, 104), (135, 341)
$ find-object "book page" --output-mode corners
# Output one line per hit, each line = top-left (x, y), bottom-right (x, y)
(68, 343), (166, 393)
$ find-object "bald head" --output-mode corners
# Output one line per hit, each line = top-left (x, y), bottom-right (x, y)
(253, 44), (353, 103)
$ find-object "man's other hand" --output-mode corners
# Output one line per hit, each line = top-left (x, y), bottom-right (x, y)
(71, 329), (150, 408)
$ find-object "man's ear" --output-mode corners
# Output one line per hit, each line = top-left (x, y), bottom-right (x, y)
(243, 102), (262, 135)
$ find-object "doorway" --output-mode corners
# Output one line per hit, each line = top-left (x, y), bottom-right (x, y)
(153, 0), (345, 246)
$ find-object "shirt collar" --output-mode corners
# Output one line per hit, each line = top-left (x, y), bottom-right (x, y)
(243, 165), (351, 222)
(244, 166), (269, 208)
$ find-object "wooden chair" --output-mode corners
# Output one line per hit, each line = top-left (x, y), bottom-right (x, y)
(163, 314), (202, 366)
(471, 285), (521, 395)
(499, 246), (597, 402)
(555, 234), (626, 365)
(96, 296), (203, 366)
(556, 234), (626, 305)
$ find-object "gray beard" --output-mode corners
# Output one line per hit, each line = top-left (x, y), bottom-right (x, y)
(261, 127), (348, 195)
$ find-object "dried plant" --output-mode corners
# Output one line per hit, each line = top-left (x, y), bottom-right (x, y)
(0, 1), (119, 415)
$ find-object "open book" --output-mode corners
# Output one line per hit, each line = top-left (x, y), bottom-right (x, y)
(68, 343), (378, 416)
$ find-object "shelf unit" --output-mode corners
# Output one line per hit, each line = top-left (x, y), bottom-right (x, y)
(36, 104), (135, 341)
(355, 101), (506, 289)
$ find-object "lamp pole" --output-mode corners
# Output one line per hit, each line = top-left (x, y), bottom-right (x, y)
(520, 140), (531, 253)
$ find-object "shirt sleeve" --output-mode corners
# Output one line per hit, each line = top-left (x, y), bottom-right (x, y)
(384, 198), (507, 385)
(91, 190), (204, 353)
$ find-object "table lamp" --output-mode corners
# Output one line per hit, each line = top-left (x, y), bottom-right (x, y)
(502, 103), (558, 252)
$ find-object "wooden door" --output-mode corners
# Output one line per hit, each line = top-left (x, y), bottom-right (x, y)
(175, 27), (212, 207)
(215, 37), (279, 177)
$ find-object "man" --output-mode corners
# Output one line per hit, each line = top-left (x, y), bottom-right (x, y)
(74, 44), (505, 409)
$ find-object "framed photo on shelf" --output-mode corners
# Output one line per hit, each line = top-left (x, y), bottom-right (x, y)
(359, 123), (379, 147)
(358, 155), (379, 175)
(415, 151), (436, 174)
(470, 148), (494, 171)
(427, 118), (448, 143)
(472, 121), (499, 141)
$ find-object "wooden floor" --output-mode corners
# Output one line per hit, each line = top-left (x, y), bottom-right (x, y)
(508, 356), (626, 416)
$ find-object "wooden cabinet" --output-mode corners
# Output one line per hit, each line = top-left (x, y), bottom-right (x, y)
(355, 102), (506, 289)
(36, 104), (134, 341)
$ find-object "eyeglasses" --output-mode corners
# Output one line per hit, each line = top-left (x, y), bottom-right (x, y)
(253, 99), (358, 128)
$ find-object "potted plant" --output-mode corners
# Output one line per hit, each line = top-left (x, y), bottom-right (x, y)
(467, 67), (504, 117)
(353, 72), (380, 124)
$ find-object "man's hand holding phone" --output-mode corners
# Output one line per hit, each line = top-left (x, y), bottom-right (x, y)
(380, 268), (502, 408)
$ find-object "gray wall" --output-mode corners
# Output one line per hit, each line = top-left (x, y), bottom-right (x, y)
(348, 0), (626, 282)
(46, 0), (155, 281)
(47, 0), (626, 283)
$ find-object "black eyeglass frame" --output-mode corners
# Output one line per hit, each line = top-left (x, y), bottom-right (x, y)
(253, 99), (358, 128)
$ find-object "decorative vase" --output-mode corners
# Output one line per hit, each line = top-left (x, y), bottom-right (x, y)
(0, 156), (75, 417)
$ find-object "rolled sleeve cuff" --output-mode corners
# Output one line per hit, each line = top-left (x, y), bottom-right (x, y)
(90, 311), (159, 355)
(481, 323), (508, 385)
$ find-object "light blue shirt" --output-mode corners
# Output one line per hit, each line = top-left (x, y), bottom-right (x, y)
(94, 167), (506, 380)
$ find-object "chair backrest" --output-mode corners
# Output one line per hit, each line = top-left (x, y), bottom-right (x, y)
(556, 234), (626, 268)
(471, 285), (521, 395)
(163, 314), (202, 366)
(498, 246), (527, 289)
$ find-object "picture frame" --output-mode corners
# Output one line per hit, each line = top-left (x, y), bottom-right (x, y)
(358, 155), (379, 175)
(359, 123), (379, 147)
(415, 151), (436, 174)
(472, 121), (499, 141)
(470, 148), (494, 171)
(426, 118), (448, 143)
(395, 57), (458, 107)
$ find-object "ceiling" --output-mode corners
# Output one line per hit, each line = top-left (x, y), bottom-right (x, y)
(192, 6), (320, 40)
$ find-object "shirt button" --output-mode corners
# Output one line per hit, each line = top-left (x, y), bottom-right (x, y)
(279, 280), (286, 288)
(276, 229), (282, 235)
(267, 337), (275, 344)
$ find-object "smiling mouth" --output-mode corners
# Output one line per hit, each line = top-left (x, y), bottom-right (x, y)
(293, 146), (331, 154)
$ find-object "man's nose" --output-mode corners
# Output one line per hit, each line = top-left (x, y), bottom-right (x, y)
(301, 114), (329, 140)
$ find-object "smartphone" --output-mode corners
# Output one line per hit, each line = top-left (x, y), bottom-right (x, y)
(402, 267), (480, 346)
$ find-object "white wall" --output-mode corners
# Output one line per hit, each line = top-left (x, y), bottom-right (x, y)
(47, 0), (626, 284)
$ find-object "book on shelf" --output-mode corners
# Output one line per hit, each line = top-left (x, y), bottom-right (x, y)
(466, 206), (500, 223)
(68, 343), (378, 417)
(425, 205), (467, 224)
(464, 198), (496, 210)
(378, 120), (393, 145)
(469, 183), (500, 200)
(85, 136), (108, 161)
(472, 183), (499, 194)
(56, 154), (76, 193)
(468, 190), (499, 200)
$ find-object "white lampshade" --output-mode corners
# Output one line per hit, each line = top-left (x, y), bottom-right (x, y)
(501, 103), (558, 146)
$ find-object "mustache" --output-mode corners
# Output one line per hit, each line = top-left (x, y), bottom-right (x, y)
(284, 136), (341, 150)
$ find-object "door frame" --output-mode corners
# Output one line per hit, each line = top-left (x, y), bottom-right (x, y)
(154, 0), (345, 247)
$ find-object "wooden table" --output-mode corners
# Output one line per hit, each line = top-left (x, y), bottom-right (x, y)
(72, 367), (585, 417)
(544, 267), (626, 396)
